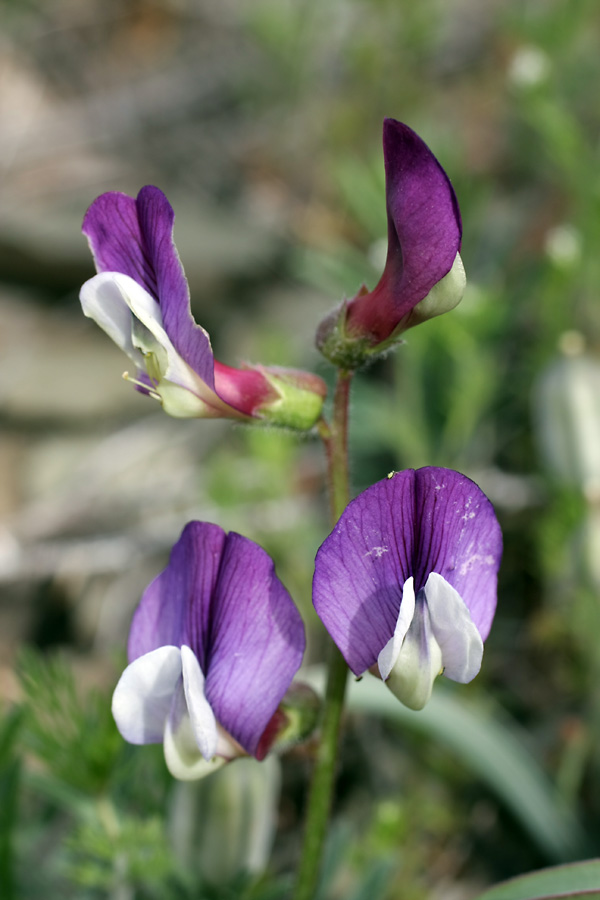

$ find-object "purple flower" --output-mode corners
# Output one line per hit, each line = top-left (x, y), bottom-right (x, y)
(312, 468), (502, 709)
(317, 120), (465, 368)
(112, 522), (306, 779)
(80, 187), (326, 429)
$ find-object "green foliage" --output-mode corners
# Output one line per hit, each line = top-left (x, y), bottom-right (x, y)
(10, 650), (181, 898)
(475, 859), (600, 900)
(305, 667), (588, 864)
(0, 706), (22, 900)
(64, 813), (175, 897)
(17, 648), (123, 796)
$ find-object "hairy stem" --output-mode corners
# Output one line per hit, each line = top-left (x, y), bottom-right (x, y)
(294, 369), (353, 900)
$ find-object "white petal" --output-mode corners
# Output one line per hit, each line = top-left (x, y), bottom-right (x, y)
(83, 271), (200, 396)
(111, 645), (182, 744)
(384, 601), (443, 711)
(423, 572), (484, 683)
(97, 273), (232, 417)
(80, 272), (145, 367)
(180, 645), (218, 761)
(164, 679), (225, 781)
(215, 725), (245, 760)
(413, 252), (466, 322)
(377, 577), (416, 681)
(112, 274), (209, 394)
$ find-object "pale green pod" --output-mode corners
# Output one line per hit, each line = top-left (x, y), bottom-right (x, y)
(534, 338), (600, 498)
(168, 754), (281, 884)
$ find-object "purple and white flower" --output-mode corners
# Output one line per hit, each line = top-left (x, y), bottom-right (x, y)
(312, 468), (502, 710)
(112, 521), (306, 779)
(317, 120), (466, 367)
(80, 187), (326, 428)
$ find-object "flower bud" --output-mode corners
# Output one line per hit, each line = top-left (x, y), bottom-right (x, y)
(317, 119), (464, 369)
(533, 335), (600, 498)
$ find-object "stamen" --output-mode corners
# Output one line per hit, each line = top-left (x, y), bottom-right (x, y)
(122, 371), (161, 401)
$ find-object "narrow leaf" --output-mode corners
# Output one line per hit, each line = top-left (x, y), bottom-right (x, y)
(475, 859), (600, 900)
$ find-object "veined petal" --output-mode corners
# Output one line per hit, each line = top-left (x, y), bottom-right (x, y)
(164, 680), (227, 781)
(312, 471), (416, 675)
(205, 532), (306, 758)
(411, 468), (502, 639)
(135, 186), (215, 386)
(127, 569), (186, 663)
(83, 190), (161, 299)
(180, 644), (218, 761)
(377, 576), (416, 681)
(313, 468), (501, 678)
(128, 522), (227, 669)
(112, 645), (182, 744)
(83, 186), (215, 387)
(345, 119), (462, 344)
(423, 572), (483, 683)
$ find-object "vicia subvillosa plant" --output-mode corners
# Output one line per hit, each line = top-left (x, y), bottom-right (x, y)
(79, 118), (501, 900)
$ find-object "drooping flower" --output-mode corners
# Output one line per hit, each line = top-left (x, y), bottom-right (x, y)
(80, 187), (326, 429)
(312, 468), (502, 710)
(112, 521), (306, 779)
(317, 120), (466, 369)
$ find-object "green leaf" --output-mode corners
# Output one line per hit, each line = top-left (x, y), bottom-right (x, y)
(475, 859), (600, 900)
(17, 647), (123, 795)
(0, 707), (23, 900)
(313, 821), (352, 900)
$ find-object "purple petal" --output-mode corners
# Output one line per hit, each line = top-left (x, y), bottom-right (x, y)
(411, 467), (502, 640)
(312, 468), (501, 675)
(82, 186), (214, 388)
(127, 522), (226, 666)
(204, 532), (306, 758)
(346, 120), (462, 342)
(312, 471), (416, 675)
(126, 522), (305, 760)
(83, 191), (157, 294)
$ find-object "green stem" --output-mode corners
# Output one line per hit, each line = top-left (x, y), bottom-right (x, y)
(294, 369), (353, 900)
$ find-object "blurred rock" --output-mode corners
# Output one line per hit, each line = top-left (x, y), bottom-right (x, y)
(0, 287), (143, 421)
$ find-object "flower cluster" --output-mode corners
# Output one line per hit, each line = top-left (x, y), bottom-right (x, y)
(81, 118), (501, 780)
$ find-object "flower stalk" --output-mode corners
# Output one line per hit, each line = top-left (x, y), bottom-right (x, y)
(294, 369), (353, 900)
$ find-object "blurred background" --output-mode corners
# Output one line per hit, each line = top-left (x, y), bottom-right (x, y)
(2, 0), (600, 897)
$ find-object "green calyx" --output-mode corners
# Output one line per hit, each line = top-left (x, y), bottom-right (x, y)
(315, 301), (404, 370)
(316, 253), (466, 371)
(258, 369), (327, 430)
